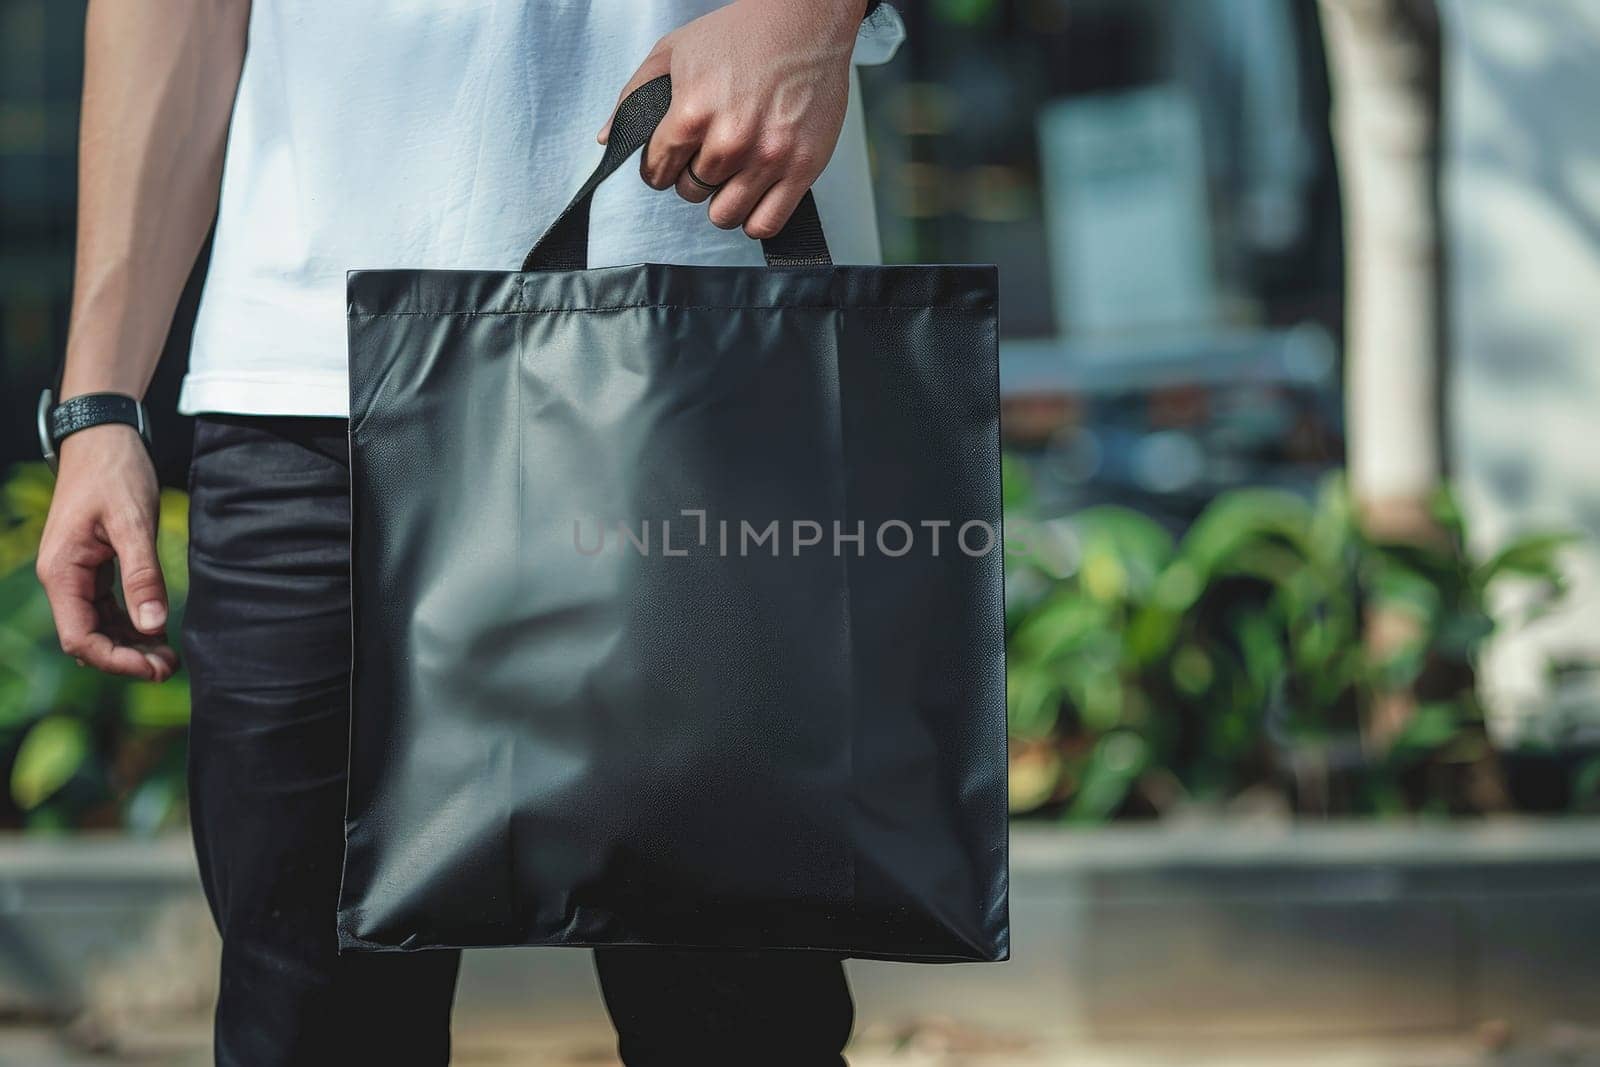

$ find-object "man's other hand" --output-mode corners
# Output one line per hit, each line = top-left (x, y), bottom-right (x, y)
(36, 423), (178, 681)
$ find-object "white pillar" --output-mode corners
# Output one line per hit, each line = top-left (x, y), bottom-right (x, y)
(1320, 0), (1444, 525)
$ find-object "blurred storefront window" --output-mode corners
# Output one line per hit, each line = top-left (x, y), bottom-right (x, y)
(0, 0), (82, 464)
(860, 0), (1346, 525)
(0, 0), (196, 480)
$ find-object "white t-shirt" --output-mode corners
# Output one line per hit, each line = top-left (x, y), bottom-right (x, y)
(180, 1), (904, 417)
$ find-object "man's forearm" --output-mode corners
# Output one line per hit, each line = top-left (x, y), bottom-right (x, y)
(61, 0), (250, 400)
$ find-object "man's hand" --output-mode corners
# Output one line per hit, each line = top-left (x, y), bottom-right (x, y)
(36, 424), (177, 681)
(604, 0), (863, 239)
(38, 0), (246, 679)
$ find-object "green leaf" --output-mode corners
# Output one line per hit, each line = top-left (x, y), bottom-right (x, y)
(11, 714), (90, 810)
(1066, 732), (1148, 823)
(1074, 665), (1125, 733)
(1236, 614), (1286, 695)
(0, 463), (55, 577)
(1125, 602), (1181, 667)
(1367, 564), (1444, 621)
(1388, 702), (1462, 759)
(1171, 644), (1214, 697)
(1007, 662), (1063, 739)
(1151, 559), (1203, 613)
(1178, 489), (1311, 581)
(1428, 484), (1467, 542)
(1306, 474), (1356, 565)
(1001, 453), (1035, 512)
(156, 488), (192, 600)
(1473, 532), (1577, 587)
(0, 668), (30, 729)
(1071, 508), (1175, 598)
(1012, 594), (1111, 662)
(124, 680), (191, 728)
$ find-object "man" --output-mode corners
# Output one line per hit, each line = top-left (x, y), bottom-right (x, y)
(34, 1), (901, 1063)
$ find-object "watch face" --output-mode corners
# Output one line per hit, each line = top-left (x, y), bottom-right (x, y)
(36, 388), (58, 471)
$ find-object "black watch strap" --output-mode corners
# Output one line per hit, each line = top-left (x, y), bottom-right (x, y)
(38, 389), (153, 472)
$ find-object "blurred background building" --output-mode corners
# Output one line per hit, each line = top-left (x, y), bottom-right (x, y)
(859, 0), (1345, 527)
(4, 0), (1349, 503)
(1444, 0), (1600, 757)
(1, 0), (79, 465)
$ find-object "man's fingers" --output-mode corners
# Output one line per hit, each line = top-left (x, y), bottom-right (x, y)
(105, 513), (167, 635)
(146, 644), (180, 675)
(38, 567), (158, 679)
(38, 550), (105, 663)
(640, 129), (698, 192)
(707, 169), (781, 232)
(599, 48), (672, 144)
(641, 87), (723, 191)
(37, 510), (178, 683)
(79, 629), (165, 679)
(674, 162), (716, 205)
(663, 121), (750, 205)
(743, 179), (809, 240)
(94, 591), (180, 681)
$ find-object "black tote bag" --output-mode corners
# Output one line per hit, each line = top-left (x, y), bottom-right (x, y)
(339, 77), (1007, 963)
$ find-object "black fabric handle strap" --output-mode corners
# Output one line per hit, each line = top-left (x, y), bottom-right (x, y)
(521, 75), (833, 272)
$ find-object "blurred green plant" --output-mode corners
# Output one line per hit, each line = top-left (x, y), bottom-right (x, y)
(0, 462), (190, 833)
(932, 0), (998, 27)
(1003, 457), (1574, 822)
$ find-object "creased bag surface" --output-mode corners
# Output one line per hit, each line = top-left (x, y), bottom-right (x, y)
(340, 77), (1008, 962)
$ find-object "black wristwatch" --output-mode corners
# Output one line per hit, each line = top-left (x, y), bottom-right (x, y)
(37, 389), (154, 474)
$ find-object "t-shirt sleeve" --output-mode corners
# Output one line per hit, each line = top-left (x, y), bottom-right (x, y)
(854, 3), (905, 67)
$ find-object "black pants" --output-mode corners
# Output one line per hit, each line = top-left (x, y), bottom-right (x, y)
(182, 414), (853, 1066)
